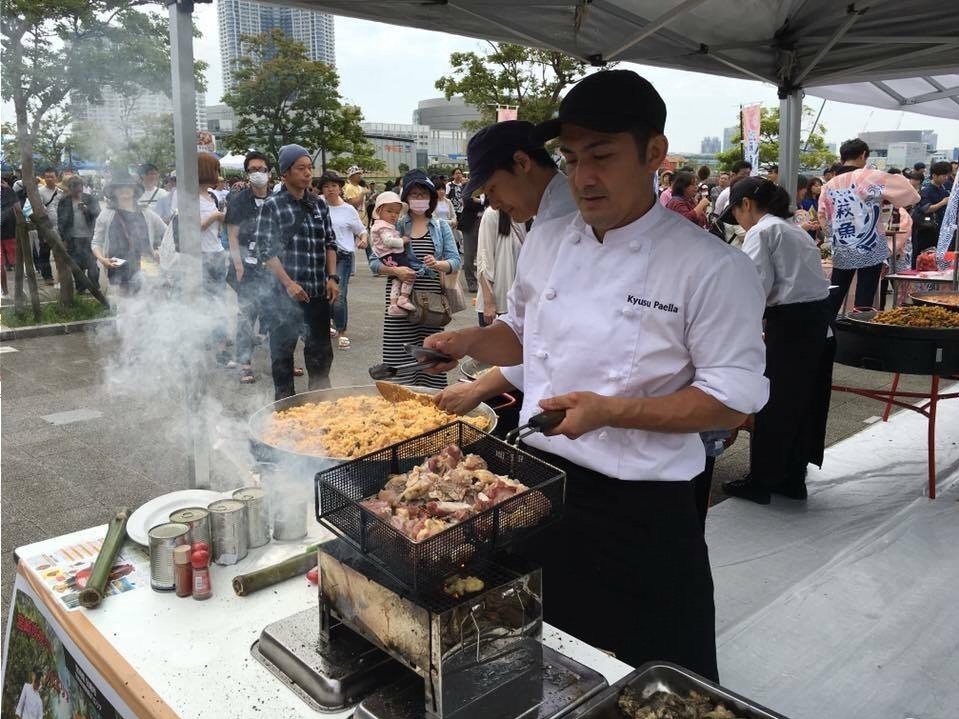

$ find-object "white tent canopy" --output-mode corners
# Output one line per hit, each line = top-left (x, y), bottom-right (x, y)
(218, 153), (248, 172)
(807, 72), (959, 121)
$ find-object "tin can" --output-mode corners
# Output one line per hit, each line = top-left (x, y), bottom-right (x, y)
(169, 506), (211, 546)
(149, 522), (190, 591)
(232, 487), (270, 548)
(272, 496), (308, 541)
(207, 499), (248, 565)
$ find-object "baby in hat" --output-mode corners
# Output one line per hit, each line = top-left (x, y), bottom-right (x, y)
(370, 191), (422, 316)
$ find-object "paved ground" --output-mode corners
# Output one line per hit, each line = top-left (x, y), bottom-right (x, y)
(0, 269), (945, 628)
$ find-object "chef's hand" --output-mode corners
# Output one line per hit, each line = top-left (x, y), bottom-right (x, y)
(326, 278), (339, 303)
(539, 392), (612, 440)
(423, 330), (471, 373)
(285, 280), (309, 303)
(434, 381), (481, 415)
(483, 299), (497, 325)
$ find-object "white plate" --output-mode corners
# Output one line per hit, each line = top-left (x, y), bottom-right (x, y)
(127, 489), (228, 546)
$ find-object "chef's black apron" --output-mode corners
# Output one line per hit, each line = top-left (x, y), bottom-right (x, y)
(751, 298), (834, 491)
(519, 446), (718, 681)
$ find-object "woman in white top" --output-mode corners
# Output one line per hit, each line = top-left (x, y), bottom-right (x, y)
(319, 170), (367, 349)
(718, 177), (834, 504)
(433, 180), (458, 231)
(475, 202), (525, 326)
(197, 152), (230, 364)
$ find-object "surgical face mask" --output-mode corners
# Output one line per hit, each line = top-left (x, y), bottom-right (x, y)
(409, 199), (430, 214)
(248, 171), (269, 187)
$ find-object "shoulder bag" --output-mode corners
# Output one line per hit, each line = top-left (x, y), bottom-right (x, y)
(407, 290), (452, 327)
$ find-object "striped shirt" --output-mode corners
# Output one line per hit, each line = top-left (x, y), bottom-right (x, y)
(254, 186), (336, 297)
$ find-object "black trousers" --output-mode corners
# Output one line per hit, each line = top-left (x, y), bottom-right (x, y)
(829, 263), (883, 315)
(235, 272), (269, 366)
(519, 447), (718, 680)
(67, 235), (98, 290)
(461, 224), (478, 290)
(34, 234), (53, 280)
(268, 292), (333, 400)
(751, 299), (834, 491)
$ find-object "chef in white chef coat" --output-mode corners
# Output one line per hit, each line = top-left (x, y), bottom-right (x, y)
(434, 120), (578, 431)
(426, 70), (769, 679)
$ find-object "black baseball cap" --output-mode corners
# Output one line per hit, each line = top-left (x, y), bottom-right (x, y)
(716, 176), (777, 225)
(532, 70), (666, 144)
(464, 120), (540, 197)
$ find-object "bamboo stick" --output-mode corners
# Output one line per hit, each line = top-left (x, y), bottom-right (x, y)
(232, 544), (320, 597)
(78, 508), (131, 609)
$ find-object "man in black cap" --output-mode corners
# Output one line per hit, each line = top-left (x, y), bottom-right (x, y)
(434, 121), (578, 429)
(426, 69), (768, 678)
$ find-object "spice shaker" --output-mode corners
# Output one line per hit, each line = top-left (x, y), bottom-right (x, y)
(174, 545), (193, 598)
(192, 549), (212, 600)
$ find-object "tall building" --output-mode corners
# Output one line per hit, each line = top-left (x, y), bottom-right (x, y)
(722, 125), (740, 152)
(218, 0), (335, 95)
(700, 136), (721, 154)
(71, 88), (206, 144)
(857, 130), (937, 162)
(361, 122), (471, 175)
(413, 97), (483, 131)
(886, 142), (928, 170)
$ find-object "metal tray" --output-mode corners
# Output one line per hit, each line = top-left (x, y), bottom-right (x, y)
(567, 661), (790, 719)
(248, 385), (498, 472)
(909, 291), (959, 311)
(315, 421), (566, 592)
(460, 356), (495, 381)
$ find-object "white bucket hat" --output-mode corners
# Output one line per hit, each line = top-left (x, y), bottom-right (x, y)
(346, 165), (362, 177)
(372, 191), (407, 220)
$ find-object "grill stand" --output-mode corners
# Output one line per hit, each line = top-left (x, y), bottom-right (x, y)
(252, 539), (607, 718)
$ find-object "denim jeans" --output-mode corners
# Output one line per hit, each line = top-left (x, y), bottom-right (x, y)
(332, 251), (353, 332)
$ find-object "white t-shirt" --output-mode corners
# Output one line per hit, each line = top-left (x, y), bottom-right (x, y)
(500, 201), (769, 481)
(16, 683), (43, 719)
(198, 194), (224, 254)
(38, 185), (62, 225)
(326, 202), (365, 253)
(138, 185), (168, 209)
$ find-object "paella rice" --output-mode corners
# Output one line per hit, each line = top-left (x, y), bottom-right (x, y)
(871, 305), (959, 328)
(263, 396), (490, 458)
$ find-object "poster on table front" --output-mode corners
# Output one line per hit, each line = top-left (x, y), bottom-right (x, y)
(742, 103), (762, 175)
(1, 573), (133, 719)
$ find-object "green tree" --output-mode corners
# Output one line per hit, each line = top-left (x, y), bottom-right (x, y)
(715, 105), (836, 172)
(1, 0), (204, 308)
(222, 30), (382, 172)
(397, 162), (410, 174)
(1, 109), (70, 169)
(435, 42), (594, 129)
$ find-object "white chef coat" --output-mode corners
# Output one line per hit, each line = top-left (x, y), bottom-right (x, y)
(499, 201), (769, 481)
(742, 214), (830, 306)
(500, 171), (578, 390)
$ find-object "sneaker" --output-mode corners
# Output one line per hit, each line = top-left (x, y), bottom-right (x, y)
(329, 326), (337, 337)
(721, 478), (770, 505)
(338, 336), (351, 350)
(396, 296), (416, 312)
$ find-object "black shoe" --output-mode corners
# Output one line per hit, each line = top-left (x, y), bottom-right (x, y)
(721, 478), (771, 505)
(771, 484), (807, 500)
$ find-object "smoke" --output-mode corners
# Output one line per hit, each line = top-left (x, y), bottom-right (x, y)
(95, 254), (258, 492)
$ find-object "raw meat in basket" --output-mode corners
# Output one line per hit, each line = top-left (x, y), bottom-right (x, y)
(359, 444), (534, 542)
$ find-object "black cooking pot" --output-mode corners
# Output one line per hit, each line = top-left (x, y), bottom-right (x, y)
(834, 311), (959, 375)
(909, 291), (959, 311)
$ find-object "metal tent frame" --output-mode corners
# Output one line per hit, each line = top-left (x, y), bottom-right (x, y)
(164, 0), (959, 486)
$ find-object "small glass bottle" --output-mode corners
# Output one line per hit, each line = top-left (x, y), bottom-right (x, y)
(191, 549), (212, 601)
(174, 545), (193, 598)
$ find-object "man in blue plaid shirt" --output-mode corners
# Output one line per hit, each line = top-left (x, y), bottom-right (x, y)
(254, 144), (340, 399)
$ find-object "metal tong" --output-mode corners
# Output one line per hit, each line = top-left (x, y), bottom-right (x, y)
(368, 343), (453, 381)
(505, 409), (566, 444)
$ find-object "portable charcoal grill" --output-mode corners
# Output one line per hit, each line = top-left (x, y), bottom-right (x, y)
(253, 423), (608, 719)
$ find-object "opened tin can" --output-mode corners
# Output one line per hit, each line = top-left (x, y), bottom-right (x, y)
(149, 522), (190, 591)
(232, 487), (270, 548)
(207, 498), (248, 565)
(169, 506), (211, 546)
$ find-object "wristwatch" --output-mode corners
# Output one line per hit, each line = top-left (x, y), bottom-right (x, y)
(327, 274), (340, 284)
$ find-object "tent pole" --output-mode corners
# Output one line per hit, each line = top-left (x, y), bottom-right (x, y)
(778, 88), (803, 208)
(168, 0), (210, 490)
